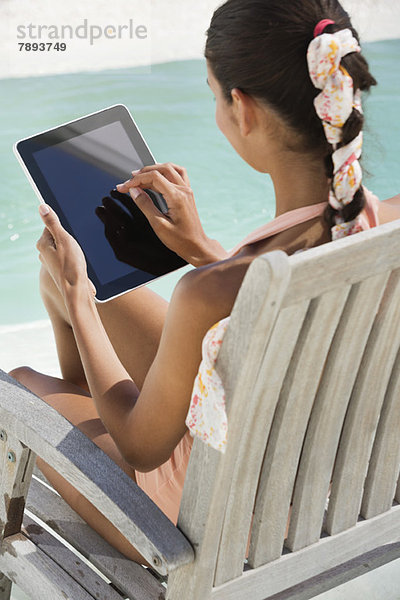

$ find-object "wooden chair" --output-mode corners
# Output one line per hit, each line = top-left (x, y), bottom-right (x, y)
(0, 217), (400, 600)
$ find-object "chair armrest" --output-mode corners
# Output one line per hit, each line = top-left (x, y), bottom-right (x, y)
(0, 369), (194, 575)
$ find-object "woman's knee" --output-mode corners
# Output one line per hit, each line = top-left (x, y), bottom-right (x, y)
(8, 367), (57, 398)
(8, 365), (37, 387)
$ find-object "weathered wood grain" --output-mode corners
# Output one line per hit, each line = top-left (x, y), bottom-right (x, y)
(327, 268), (400, 533)
(26, 477), (165, 600)
(0, 433), (35, 540)
(23, 513), (124, 600)
(248, 286), (350, 568)
(238, 543), (400, 600)
(214, 300), (310, 586)
(211, 505), (400, 600)
(286, 272), (390, 552)
(361, 344), (400, 518)
(0, 423), (35, 600)
(282, 219), (400, 307)
(0, 532), (96, 600)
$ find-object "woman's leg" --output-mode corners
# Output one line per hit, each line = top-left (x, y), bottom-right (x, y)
(40, 265), (169, 391)
(9, 366), (150, 564)
(10, 269), (171, 562)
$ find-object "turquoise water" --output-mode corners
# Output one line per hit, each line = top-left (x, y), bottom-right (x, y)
(1, 39), (399, 326)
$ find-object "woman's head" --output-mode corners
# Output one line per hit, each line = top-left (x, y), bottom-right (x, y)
(205, 0), (377, 238)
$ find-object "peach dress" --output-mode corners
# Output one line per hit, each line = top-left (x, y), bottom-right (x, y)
(135, 191), (380, 523)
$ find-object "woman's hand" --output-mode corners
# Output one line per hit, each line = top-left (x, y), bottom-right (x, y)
(36, 204), (95, 302)
(96, 189), (187, 275)
(116, 163), (228, 267)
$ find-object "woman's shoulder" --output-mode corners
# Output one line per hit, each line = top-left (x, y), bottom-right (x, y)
(177, 252), (254, 321)
(378, 194), (400, 225)
(178, 213), (331, 310)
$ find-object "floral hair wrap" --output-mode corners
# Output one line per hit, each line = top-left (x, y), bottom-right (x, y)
(307, 27), (365, 239)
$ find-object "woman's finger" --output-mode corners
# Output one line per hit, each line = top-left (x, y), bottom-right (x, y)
(124, 170), (175, 198)
(117, 164), (188, 193)
(165, 163), (190, 186)
(133, 163), (187, 186)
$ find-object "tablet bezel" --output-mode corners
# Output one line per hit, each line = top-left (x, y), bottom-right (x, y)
(14, 104), (187, 302)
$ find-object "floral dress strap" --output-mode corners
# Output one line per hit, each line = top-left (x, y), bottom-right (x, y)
(185, 317), (230, 452)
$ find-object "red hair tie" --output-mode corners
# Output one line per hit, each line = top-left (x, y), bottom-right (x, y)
(314, 19), (335, 38)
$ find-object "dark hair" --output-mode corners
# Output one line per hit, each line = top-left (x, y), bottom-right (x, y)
(204, 0), (377, 236)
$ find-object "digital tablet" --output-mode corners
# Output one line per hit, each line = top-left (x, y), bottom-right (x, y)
(14, 104), (188, 302)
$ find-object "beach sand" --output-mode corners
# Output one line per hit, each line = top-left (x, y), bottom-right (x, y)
(0, 320), (60, 376)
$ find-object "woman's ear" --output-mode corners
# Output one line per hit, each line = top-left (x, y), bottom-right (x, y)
(230, 87), (257, 137)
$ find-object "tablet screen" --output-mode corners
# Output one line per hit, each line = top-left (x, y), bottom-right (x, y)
(32, 122), (139, 286)
(15, 106), (187, 301)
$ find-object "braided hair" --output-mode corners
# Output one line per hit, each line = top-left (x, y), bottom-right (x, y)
(204, 0), (377, 239)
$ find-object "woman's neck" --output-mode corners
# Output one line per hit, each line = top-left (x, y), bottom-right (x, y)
(270, 151), (330, 218)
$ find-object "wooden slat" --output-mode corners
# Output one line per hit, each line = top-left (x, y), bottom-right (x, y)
(0, 532), (97, 600)
(26, 477), (164, 600)
(0, 369), (193, 575)
(248, 286), (350, 568)
(326, 268), (400, 534)
(0, 432), (35, 540)
(282, 219), (400, 308)
(216, 251), (291, 402)
(0, 427), (35, 600)
(166, 251), (292, 600)
(361, 345), (400, 518)
(214, 300), (310, 586)
(165, 442), (223, 600)
(210, 505), (400, 600)
(226, 543), (400, 600)
(286, 272), (390, 552)
(23, 514), (124, 600)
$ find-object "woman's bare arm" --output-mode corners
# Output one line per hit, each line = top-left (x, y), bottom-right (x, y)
(36, 204), (248, 472)
(65, 269), (229, 471)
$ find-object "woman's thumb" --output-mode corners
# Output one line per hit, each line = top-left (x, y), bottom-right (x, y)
(39, 203), (51, 218)
(39, 204), (61, 236)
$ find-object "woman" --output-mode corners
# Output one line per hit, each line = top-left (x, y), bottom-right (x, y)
(10, 0), (400, 564)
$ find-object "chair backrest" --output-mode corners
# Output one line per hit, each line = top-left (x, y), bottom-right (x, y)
(167, 219), (400, 600)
